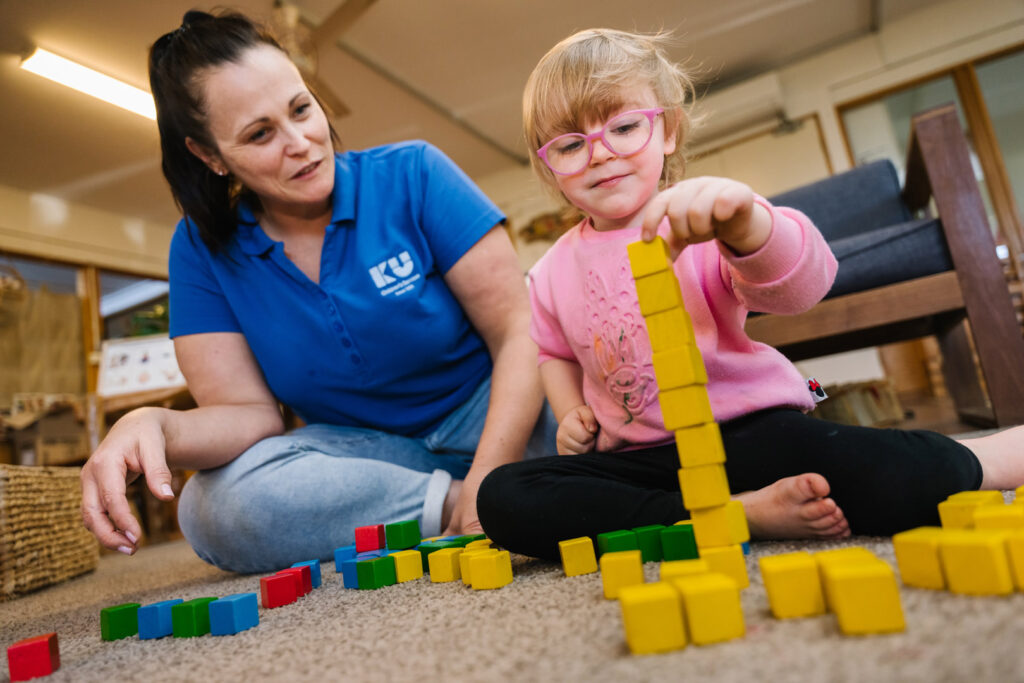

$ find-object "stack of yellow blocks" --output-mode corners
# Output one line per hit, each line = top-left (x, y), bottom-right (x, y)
(893, 486), (1024, 596)
(759, 547), (905, 635)
(627, 237), (750, 590)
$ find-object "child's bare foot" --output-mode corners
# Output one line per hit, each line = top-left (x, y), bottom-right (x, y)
(958, 425), (1024, 490)
(735, 473), (850, 540)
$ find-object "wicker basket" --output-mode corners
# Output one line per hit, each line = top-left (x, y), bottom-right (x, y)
(0, 464), (99, 600)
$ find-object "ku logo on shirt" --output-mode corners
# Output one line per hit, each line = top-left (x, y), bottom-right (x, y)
(368, 251), (421, 297)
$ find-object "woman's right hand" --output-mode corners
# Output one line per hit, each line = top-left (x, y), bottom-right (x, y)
(80, 407), (176, 554)
(556, 404), (598, 455)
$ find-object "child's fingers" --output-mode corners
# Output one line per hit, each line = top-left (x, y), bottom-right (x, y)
(578, 405), (598, 433)
(640, 190), (673, 241)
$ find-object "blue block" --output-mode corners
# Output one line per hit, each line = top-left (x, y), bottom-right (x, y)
(291, 560), (322, 588)
(742, 541), (751, 555)
(356, 549), (386, 560)
(334, 544), (357, 569)
(138, 599), (183, 640)
(340, 559), (360, 589)
(209, 593), (259, 636)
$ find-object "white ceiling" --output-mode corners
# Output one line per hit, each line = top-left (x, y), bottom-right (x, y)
(0, 0), (944, 230)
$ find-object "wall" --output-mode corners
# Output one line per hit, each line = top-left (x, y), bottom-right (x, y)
(0, 184), (171, 278)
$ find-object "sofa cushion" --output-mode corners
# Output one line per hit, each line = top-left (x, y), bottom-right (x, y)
(769, 160), (911, 242)
(824, 217), (952, 299)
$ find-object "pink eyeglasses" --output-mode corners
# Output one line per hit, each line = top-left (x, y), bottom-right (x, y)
(537, 108), (665, 176)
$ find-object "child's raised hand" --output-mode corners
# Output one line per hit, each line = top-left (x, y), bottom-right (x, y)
(556, 404), (599, 455)
(640, 176), (772, 258)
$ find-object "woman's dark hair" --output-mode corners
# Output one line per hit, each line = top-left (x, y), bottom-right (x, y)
(149, 10), (338, 252)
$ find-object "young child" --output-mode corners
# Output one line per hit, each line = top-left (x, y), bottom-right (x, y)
(476, 28), (1024, 561)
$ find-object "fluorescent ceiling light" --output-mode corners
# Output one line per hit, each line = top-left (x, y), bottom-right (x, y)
(21, 47), (156, 120)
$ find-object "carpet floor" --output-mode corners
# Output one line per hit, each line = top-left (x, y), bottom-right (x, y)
(4, 526), (1024, 683)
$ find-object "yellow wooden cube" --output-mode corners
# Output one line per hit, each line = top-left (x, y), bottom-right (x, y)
(678, 464), (731, 511)
(700, 544), (749, 589)
(1015, 485), (1024, 504)
(659, 386), (714, 431)
(759, 551), (825, 618)
(974, 504), (1024, 530)
(600, 550), (645, 600)
(660, 559), (709, 582)
(1004, 530), (1024, 590)
(627, 236), (672, 279)
(642, 307), (696, 352)
(938, 490), (1006, 529)
(670, 573), (745, 645)
(691, 500), (749, 548)
(465, 539), (493, 550)
(428, 547), (464, 583)
(813, 547), (878, 610)
(891, 526), (947, 590)
(460, 548), (498, 586)
(634, 270), (684, 316)
(652, 344), (707, 390)
(559, 536), (598, 577)
(675, 422), (725, 468)
(470, 550), (513, 590)
(391, 549), (425, 583)
(938, 529), (1014, 595)
(618, 581), (688, 655)
(826, 560), (905, 635)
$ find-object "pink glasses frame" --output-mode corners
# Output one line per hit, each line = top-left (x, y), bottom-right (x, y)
(536, 107), (665, 176)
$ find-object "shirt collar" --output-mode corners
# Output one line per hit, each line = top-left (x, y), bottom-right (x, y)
(235, 153), (355, 256)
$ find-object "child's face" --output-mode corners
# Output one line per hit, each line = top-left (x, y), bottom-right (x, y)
(551, 86), (676, 232)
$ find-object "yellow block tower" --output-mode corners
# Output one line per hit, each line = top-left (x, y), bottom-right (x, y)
(627, 236), (749, 590)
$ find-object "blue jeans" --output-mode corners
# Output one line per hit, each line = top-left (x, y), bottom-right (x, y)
(177, 377), (557, 573)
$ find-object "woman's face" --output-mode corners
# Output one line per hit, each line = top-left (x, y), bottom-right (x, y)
(191, 44), (335, 216)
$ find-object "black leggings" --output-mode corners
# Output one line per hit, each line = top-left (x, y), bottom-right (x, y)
(476, 408), (982, 561)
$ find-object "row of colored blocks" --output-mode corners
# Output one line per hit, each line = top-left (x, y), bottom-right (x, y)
(560, 525), (750, 589)
(99, 559), (321, 642)
(335, 533), (512, 590)
(759, 547), (904, 635)
(100, 594), (259, 641)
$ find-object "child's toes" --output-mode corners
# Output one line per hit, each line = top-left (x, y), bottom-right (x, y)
(799, 498), (837, 521)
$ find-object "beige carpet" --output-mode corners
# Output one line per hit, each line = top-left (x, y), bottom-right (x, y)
(5, 528), (1024, 682)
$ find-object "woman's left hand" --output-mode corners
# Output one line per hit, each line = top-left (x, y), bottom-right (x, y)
(640, 176), (772, 257)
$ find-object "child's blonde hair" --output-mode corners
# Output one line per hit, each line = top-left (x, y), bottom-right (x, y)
(523, 29), (696, 197)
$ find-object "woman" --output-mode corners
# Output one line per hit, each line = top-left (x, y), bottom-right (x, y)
(80, 10), (554, 573)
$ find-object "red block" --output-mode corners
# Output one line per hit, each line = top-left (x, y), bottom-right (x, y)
(260, 574), (298, 608)
(276, 566), (312, 596)
(355, 524), (386, 553)
(8, 632), (60, 682)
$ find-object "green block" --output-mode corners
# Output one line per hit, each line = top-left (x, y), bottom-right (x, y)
(100, 602), (140, 641)
(372, 556), (397, 586)
(596, 530), (638, 556)
(661, 523), (700, 561)
(416, 541), (461, 573)
(357, 557), (397, 589)
(633, 524), (666, 563)
(385, 520), (421, 550)
(172, 597), (217, 637)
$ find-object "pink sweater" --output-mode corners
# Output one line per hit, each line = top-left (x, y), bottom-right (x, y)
(528, 198), (838, 452)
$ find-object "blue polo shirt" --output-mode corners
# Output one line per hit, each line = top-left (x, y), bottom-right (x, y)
(168, 141), (504, 436)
